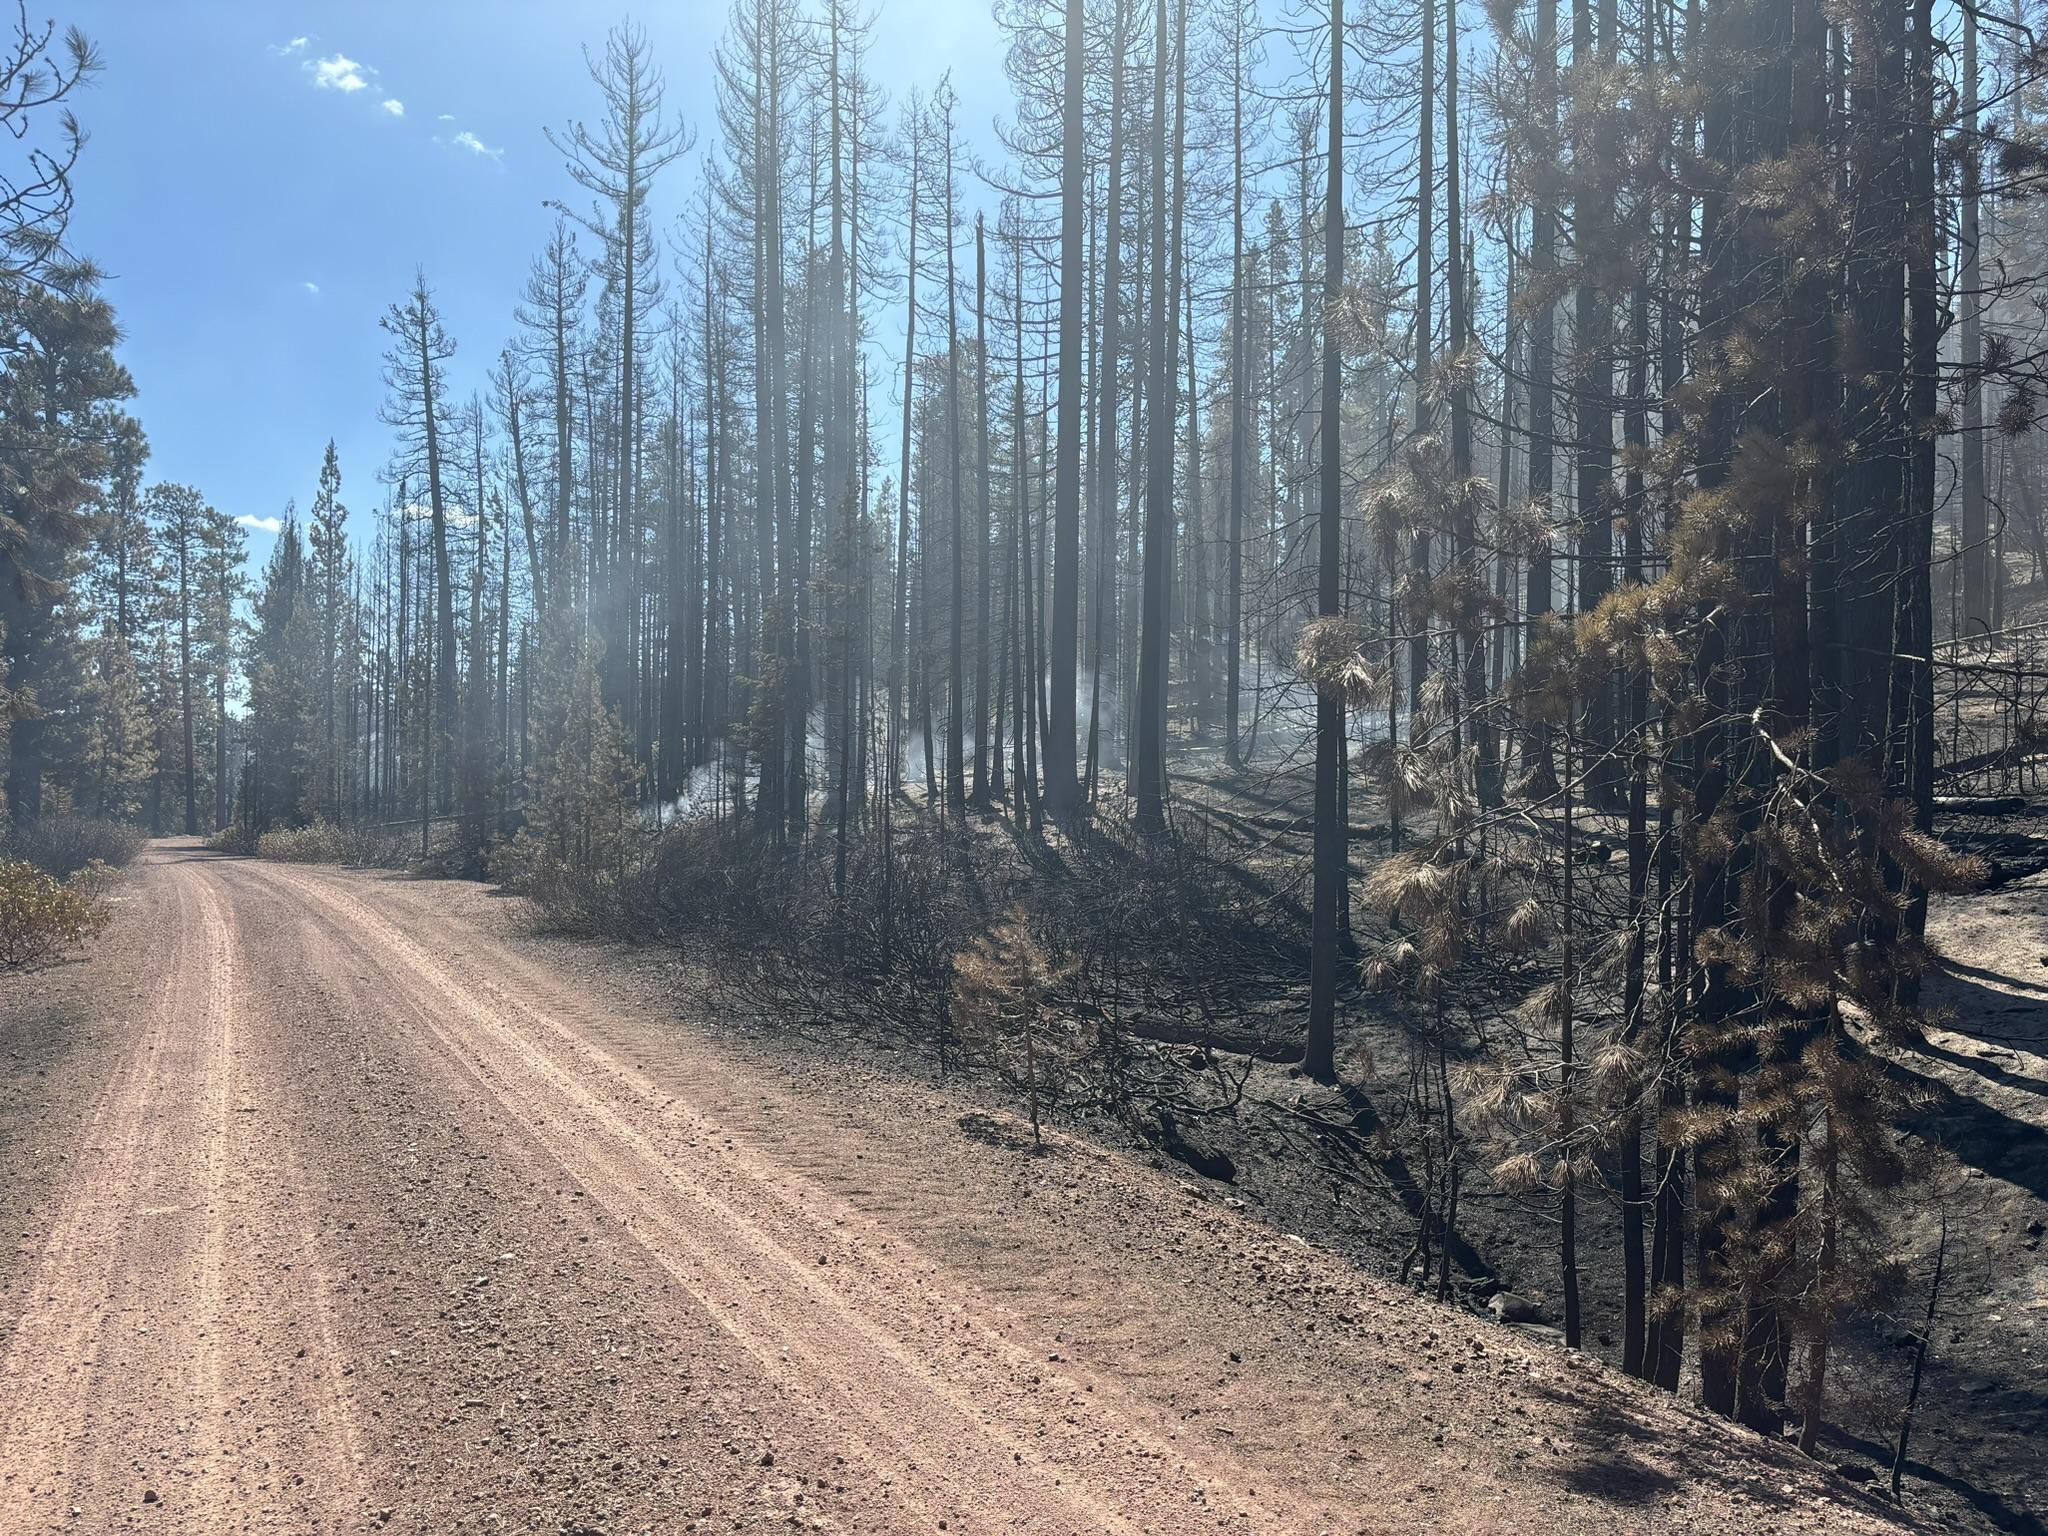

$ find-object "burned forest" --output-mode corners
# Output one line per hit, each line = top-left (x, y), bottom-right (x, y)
(2, 0), (2047, 1531)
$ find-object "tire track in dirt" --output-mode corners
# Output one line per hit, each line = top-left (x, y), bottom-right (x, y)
(186, 851), (786, 1533)
(0, 852), (369, 1534)
(0, 861), (196, 1521)
(241, 856), (1338, 1535)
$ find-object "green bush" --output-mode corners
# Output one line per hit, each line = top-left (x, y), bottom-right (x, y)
(205, 823), (260, 856)
(5, 814), (146, 878)
(253, 821), (343, 863)
(255, 817), (411, 868)
(0, 857), (113, 968)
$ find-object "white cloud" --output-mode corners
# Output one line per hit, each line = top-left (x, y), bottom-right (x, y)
(437, 113), (454, 122)
(300, 280), (320, 296)
(380, 98), (404, 117)
(308, 53), (370, 93)
(396, 502), (479, 530)
(451, 130), (502, 161)
(237, 515), (284, 534)
(273, 36), (310, 56)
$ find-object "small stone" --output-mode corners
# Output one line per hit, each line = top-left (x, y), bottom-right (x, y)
(141, 1489), (159, 1505)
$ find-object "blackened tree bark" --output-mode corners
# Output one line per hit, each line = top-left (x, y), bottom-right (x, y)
(1044, 0), (1086, 819)
(1226, 0), (1250, 768)
(974, 213), (995, 808)
(1304, 0), (1345, 1084)
(1519, 0), (1558, 796)
(1959, 5), (1990, 636)
(1132, 0), (1175, 834)
(943, 91), (968, 817)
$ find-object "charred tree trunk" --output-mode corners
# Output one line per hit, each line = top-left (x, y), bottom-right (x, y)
(1303, 0), (1345, 1085)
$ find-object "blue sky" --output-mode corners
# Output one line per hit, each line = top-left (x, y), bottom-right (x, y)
(63, 1), (1009, 556)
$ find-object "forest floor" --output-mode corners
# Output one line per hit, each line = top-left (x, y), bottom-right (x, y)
(0, 839), (1925, 1535)
(1258, 762), (2048, 1536)
(1136, 754), (2048, 1536)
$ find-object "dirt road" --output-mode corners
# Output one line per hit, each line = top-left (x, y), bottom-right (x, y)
(0, 844), (1917, 1534)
